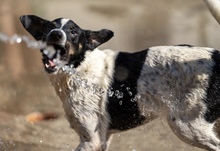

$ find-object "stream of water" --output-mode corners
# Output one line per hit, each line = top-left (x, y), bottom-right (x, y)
(0, 32), (140, 102)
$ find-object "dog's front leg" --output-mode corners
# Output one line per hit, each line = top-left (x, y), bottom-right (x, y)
(75, 135), (109, 151)
(67, 110), (110, 151)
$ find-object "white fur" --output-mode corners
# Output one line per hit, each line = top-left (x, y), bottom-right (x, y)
(138, 46), (213, 113)
(49, 49), (118, 151)
(60, 18), (70, 28)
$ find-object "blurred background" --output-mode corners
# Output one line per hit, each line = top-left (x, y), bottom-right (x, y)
(0, 0), (220, 150)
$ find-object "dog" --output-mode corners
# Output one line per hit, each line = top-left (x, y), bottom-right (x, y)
(20, 15), (220, 151)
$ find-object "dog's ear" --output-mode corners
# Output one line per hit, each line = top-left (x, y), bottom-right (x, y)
(85, 29), (114, 50)
(20, 15), (54, 40)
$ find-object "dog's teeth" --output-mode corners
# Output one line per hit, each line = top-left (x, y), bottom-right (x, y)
(45, 64), (49, 68)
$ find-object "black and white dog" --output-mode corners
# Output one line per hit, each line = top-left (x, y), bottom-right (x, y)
(20, 15), (220, 151)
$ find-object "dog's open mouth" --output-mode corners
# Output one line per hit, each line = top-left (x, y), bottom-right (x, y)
(42, 44), (68, 73)
(44, 58), (56, 72)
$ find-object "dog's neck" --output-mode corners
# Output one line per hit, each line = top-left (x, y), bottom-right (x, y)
(67, 43), (91, 68)
(68, 50), (86, 68)
(49, 49), (118, 92)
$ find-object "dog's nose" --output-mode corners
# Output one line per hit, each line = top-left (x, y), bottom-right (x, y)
(48, 30), (63, 41)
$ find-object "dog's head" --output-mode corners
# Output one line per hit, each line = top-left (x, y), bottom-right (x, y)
(20, 15), (114, 73)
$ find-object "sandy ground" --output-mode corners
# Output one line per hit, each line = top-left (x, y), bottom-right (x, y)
(0, 111), (203, 151)
(1, 0), (220, 150)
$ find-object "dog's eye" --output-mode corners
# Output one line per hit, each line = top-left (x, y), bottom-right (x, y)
(71, 30), (77, 35)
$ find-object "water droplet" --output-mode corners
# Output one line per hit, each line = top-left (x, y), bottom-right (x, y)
(118, 92), (123, 98)
(59, 88), (62, 92)
(40, 140), (43, 143)
(43, 49), (49, 54)
(136, 94), (141, 99)
(16, 37), (22, 43)
(107, 89), (114, 97)
(66, 144), (70, 148)
(131, 94), (141, 102)
(115, 90), (119, 96)
(115, 90), (123, 99)
(81, 79), (88, 89)
(98, 88), (105, 94)
(131, 98), (135, 102)
(70, 64), (74, 68)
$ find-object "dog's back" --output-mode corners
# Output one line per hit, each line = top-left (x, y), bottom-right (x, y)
(138, 45), (214, 114)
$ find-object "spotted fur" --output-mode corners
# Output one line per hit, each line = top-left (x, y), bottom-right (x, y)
(20, 15), (220, 151)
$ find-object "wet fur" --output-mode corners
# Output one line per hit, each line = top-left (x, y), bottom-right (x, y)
(49, 46), (220, 151)
(20, 15), (220, 151)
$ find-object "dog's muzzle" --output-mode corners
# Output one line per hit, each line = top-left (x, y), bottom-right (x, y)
(43, 29), (68, 74)
(47, 29), (66, 46)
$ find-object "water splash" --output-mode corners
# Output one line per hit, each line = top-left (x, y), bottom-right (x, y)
(0, 33), (59, 61)
(0, 33), (142, 100)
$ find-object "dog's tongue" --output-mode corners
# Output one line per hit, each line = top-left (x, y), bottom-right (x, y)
(49, 60), (56, 67)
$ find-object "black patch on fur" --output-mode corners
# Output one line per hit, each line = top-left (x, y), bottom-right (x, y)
(107, 49), (148, 130)
(175, 44), (194, 47)
(204, 50), (220, 123)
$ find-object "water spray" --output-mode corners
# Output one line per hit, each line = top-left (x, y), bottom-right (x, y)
(0, 33), (141, 101)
